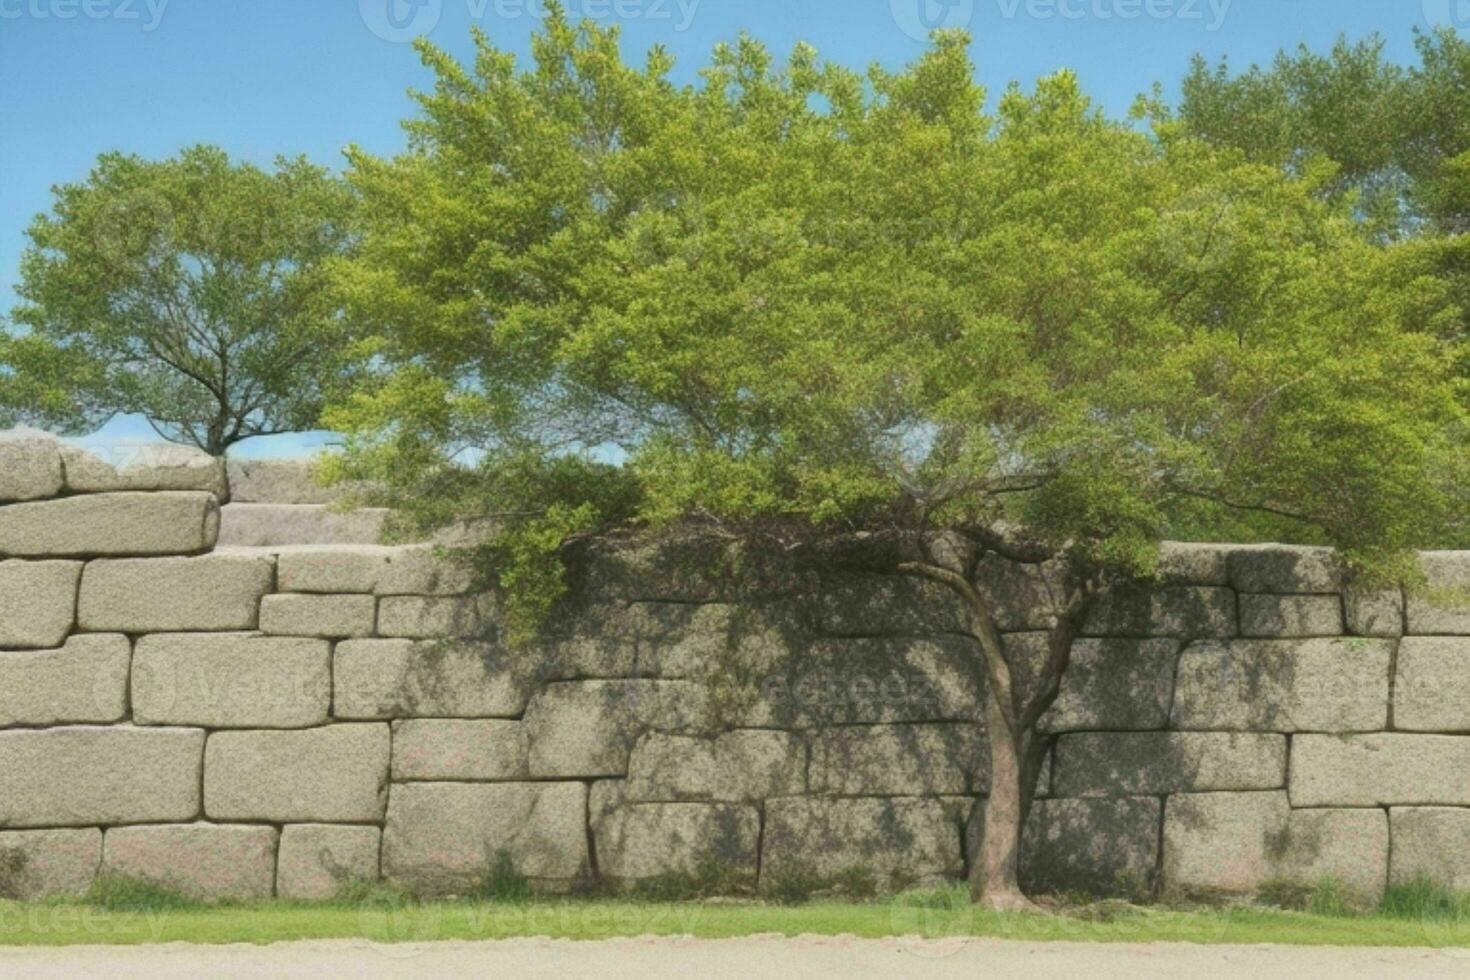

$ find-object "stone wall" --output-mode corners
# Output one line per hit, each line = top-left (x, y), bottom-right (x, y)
(2, 434), (1469, 904)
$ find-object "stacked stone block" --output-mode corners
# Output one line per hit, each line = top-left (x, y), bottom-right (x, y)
(3, 431), (1470, 905)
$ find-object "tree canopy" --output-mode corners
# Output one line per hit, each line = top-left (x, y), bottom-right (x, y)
(1, 145), (354, 456)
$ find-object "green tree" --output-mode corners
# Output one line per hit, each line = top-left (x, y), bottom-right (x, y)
(1, 145), (354, 456)
(330, 12), (1466, 908)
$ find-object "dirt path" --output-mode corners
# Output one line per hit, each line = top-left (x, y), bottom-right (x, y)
(0, 936), (1465, 978)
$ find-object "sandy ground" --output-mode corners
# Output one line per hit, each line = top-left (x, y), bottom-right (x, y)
(0, 937), (1467, 979)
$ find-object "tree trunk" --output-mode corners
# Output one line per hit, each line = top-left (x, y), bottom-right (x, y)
(969, 690), (1036, 910)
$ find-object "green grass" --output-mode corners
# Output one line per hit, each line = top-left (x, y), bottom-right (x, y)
(0, 879), (1468, 948)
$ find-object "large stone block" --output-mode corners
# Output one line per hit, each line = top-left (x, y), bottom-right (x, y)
(1395, 637), (1470, 733)
(1163, 792), (1387, 902)
(625, 731), (805, 803)
(204, 725), (390, 822)
(1390, 808), (1470, 891)
(1345, 587), (1404, 638)
(0, 634), (129, 727)
(0, 727), (202, 828)
(630, 600), (808, 681)
(217, 503), (388, 547)
(382, 782), (588, 893)
(762, 797), (963, 888)
(1170, 638), (1390, 732)
(376, 594), (497, 639)
(259, 593), (377, 639)
(62, 443), (228, 498)
(227, 459), (335, 504)
(376, 547), (478, 597)
(103, 825), (277, 902)
(1082, 585), (1236, 639)
(1020, 797), (1160, 899)
(0, 829), (101, 900)
(1053, 732), (1286, 797)
(522, 680), (716, 779)
(808, 724), (985, 796)
(1407, 553), (1470, 635)
(1239, 594), (1344, 638)
(1156, 542), (1235, 586)
(391, 720), (528, 781)
(816, 573), (967, 636)
(972, 554), (1069, 631)
(78, 554), (273, 632)
(0, 492), (219, 558)
(1291, 734), (1470, 806)
(1039, 637), (1179, 733)
(277, 824), (381, 900)
(594, 802), (760, 884)
(0, 560), (80, 648)
(1228, 546), (1343, 594)
(132, 633), (330, 729)
(333, 639), (533, 718)
(0, 430), (64, 502)
(276, 545), (394, 593)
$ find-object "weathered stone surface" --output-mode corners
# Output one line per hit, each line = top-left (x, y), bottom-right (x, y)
(625, 600), (805, 681)
(808, 724), (984, 796)
(1228, 546), (1343, 594)
(392, 720), (528, 781)
(0, 727), (202, 828)
(0, 829), (101, 900)
(574, 533), (809, 604)
(1170, 638), (1390, 732)
(594, 802), (760, 883)
(276, 545), (394, 593)
(1291, 734), (1470, 806)
(1394, 637), (1470, 733)
(1054, 732), (1287, 797)
(227, 459), (336, 504)
(816, 573), (967, 636)
(377, 594), (497, 639)
(277, 824), (381, 900)
(1407, 553), (1470, 635)
(62, 443), (228, 498)
(762, 797), (963, 887)
(204, 725), (390, 822)
(1156, 543), (1235, 586)
(625, 731), (805, 802)
(0, 492), (218, 557)
(0, 430), (64, 502)
(523, 681), (716, 778)
(334, 639), (533, 718)
(1082, 585), (1236, 639)
(1020, 797), (1160, 899)
(0, 560), (80, 648)
(78, 554), (273, 632)
(259, 593), (377, 639)
(1345, 587), (1404, 638)
(0, 634), (129, 727)
(382, 782), (588, 892)
(132, 633), (330, 729)
(103, 825), (277, 901)
(1239, 594), (1344, 638)
(377, 547), (477, 596)
(1039, 638), (1180, 733)
(972, 554), (1068, 631)
(1163, 792), (1387, 902)
(218, 503), (389, 547)
(1390, 808), (1470, 890)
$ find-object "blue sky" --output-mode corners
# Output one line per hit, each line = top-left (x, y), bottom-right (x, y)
(1, 0), (1465, 458)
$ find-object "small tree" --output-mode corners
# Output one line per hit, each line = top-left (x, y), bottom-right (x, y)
(2, 145), (354, 456)
(330, 12), (1467, 908)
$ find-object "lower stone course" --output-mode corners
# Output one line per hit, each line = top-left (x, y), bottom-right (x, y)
(204, 725), (390, 823)
(1162, 792), (1388, 903)
(1019, 797), (1160, 899)
(807, 724), (984, 796)
(1290, 735), (1470, 807)
(1390, 808), (1470, 891)
(1053, 732), (1287, 797)
(102, 825), (277, 901)
(0, 727), (203, 828)
(593, 800), (761, 885)
(382, 782), (588, 894)
(277, 825), (382, 900)
(0, 829), (102, 900)
(760, 797), (964, 888)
